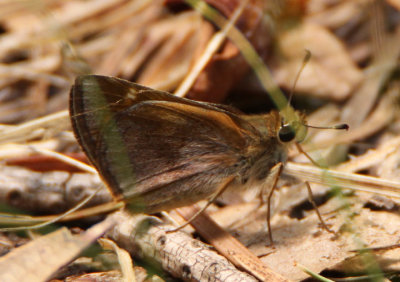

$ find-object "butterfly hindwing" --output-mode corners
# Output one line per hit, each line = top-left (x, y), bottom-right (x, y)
(70, 75), (276, 212)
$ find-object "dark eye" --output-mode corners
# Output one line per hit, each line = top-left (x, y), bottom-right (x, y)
(278, 125), (296, 143)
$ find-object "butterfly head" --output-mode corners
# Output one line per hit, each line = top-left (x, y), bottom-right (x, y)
(278, 107), (308, 144)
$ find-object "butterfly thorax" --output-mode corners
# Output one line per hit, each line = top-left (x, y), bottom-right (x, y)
(237, 111), (288, 186)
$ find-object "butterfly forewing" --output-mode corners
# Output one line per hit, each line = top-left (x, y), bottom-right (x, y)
(70, 75), (285, 213)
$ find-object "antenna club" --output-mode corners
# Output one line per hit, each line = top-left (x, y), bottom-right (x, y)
(304, 49), (311, 62)
(335, 124), (349, 130)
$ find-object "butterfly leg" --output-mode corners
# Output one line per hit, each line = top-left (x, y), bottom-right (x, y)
(264, 162), (283, 246)
(304, 181), (335, 234)
(167, 175), (236, 233)
(295, 144), (335, 233)
(295, 143), (321, 167)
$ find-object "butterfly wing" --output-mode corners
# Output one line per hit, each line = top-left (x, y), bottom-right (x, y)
(70, 75), (272, 213)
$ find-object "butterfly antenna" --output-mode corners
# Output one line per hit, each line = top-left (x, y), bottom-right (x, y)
(289, 50), (350, 132)
(287, 49), (312, 106)
(297, 123), (349, 167)
(305, 124), (349, 131)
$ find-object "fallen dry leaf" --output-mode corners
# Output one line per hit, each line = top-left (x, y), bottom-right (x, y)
(0, 216), (116, 282)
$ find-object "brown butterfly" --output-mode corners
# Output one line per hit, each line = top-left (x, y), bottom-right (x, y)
(69, 75), (323, 241)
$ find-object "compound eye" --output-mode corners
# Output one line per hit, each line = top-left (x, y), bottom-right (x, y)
(278, 125), (296, 143)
